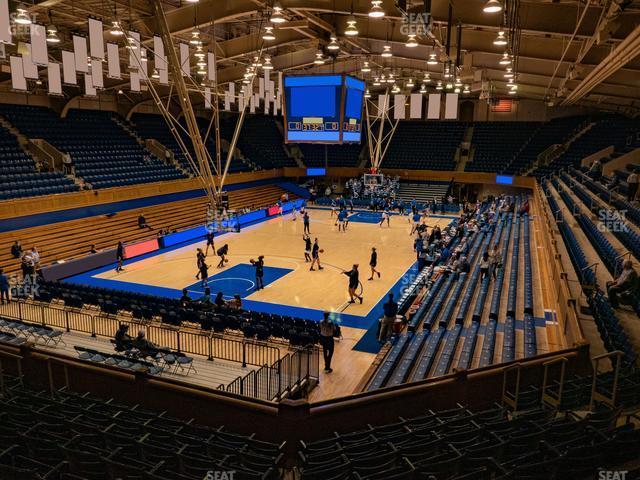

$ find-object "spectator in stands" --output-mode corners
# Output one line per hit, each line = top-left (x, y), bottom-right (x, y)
(180, 288), (192, 307)
(133, 330), (156, 352)
(229, 294), (242, 310)
(198, 287), (213, 305)
(0, 269), (10, 304)
(31, 247), (40, 271)
(480, 252), (491, 280)
(519, 200), (530, 216)
(10, 240), (22, 259)
(114, 324), (132, 351)
(116, 241), (124, 272)
(606, 260), (638, 308)
(319, 312), (337, 373)
(627, 168), (639, 202)
(214, 292), (226, 309)
(589, 159), (602, 180)
(89, 244), (97, 254)
(138, 213), (151, 230)
(490, 244), (503, 279)
(379, 294), (397, 343)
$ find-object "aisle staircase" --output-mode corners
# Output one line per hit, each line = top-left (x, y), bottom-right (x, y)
(397, 182), (450, 204)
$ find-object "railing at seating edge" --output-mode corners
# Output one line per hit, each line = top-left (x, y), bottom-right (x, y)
(0, 299), (323, 401)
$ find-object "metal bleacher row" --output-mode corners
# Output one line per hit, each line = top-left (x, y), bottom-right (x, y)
(0, 374), (284, 480)
(368, 201), (538, 392)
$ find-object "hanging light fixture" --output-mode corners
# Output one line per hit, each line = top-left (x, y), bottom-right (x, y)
(195, 46), (205, 59)
(314, 50), (325, 64)
(328, 34), (339, 51)
(483, 0), (503, 13)
(126, 35), (137, 49)
(185, 0), (200, 3)
(197, 58), (206, 67)
(46, 25), (60, 44)
(381, 45), (392, 57)
(362, 60), (371, 73)
(373, 77), (381, 86)
(270, 3), (286, 24)
(252, 56), (263, 67)
(494, 30), (507, 46)
(151, 68), (160, 79)
(386, 73), (395, 83)
(110, 21), (123, 36)
(455, 77), (462, 87)
(406, 34), (418, 48)
(454, 87), (460, 93)
(463, 84), (470, 94)
(504, 67), (514, 78)
(419, 83), (427, 93)
(391, 83), (400, 93)
(197, 65), (206, 75)
(364, 89), (371, 98)
(423, 72), (431, 83)
(345, 15), (358, 36)
(428, 51), (438, 65)
(508, 88), (517, 95)
(436, 81), (443, 90)
(262, 26), (276, 41)
(263, 56), (273, 70)
(443, 64), (451, 79)
(190, 30), (202, 45)
(14, 4), (31, 25)
(407, 78), (415, 87)
(140, 50), (147, 62)
(499, 52), (511, 65)
(446, 82), (453, 90)
(369, 0), (385, 18)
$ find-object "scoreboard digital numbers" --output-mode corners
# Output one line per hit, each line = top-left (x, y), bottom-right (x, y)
(283, 74), (365, 144)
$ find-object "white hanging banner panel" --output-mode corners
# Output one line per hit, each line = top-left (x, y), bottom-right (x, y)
(84, 73), (96, 97)
(30, 24), (48, 66)
(73, 36), (89, 72)
(139, 48), (148, 79)
(410, 93), (423, 119)
(239, 93), (245, 111)
(249, 93), (256, 113)
(128, 31), (141, 69)
(180, 43), (189, 76)
(264, 96), (269, 115)
(62, 50), (77, 85)
(207, 52), (216, 81)
(377, 94), (389, 117)
(106, 43), (121, 79)
(88, 18), (104, 60)
(258, 78), (264, 99)
(393, 95), (406, 120)
(22, 45), (38, 79)
(229, 82), (235, 103)
(0, 0), (11, 45)
(159, 60), (168, 84)
(204, 87), (212, 109)
(153, 36), (167, 71)
(427, 94), (441, 119)
(47, 62), (62, 95)
(91, 59), (103, 88)
(130, 70), (140, 92)
(224, 92), (231, 111)
(444, 93), (459, 119)
(10, 56), (27, 91)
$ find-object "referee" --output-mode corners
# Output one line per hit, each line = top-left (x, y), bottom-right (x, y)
(342, 264), (363, 304)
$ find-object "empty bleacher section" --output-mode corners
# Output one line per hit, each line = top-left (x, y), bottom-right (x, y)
(298, 143), (363, 167)
(0, 125), (78, 200)
(396, 181), (450, 204)
(381, 121), (466, 170)
(0, 105), (186, 189)
(237, 116), (297, 168)
(466, 122), (539, 173)
(0, 184), (292, 275)
(0, 374), (284, 479)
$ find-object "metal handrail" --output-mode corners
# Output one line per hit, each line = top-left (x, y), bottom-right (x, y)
(541, 357), (569, 409)
(590, 350), (623, 411)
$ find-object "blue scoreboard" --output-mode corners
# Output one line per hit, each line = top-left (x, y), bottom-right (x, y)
(283, 74), (364, 144)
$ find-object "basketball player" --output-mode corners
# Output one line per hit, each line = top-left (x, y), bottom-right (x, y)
(199, 261), (209, 288)
(216, 244), (229, 268)
(410, 210), (422, 235)
(195, 248), (206, 278)
(310, 238), (324, 271)
(368, 247), (381, 281)
(115, 241), (124, 273)
(337, 209), (347, 232)
(303, 211), (311, 234)
(250, 255), (265, 290)
(379, 208), (390, 227)
(342, 264), (363, 304)
(205, 230), (215, 255)
(303, 234), (312, 262)
(330, 199), (337, 217)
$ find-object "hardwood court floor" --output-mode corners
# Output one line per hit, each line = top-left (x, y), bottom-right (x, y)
(95, 209), (453, 318)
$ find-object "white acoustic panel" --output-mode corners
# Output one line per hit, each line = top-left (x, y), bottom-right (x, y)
(0, 0), (11, 44)
(249, 92), (256, 113)
(84, 73), (96, 97)
(130, 70), (140, 92)
(444, 93), (459, 119)
(88, 18), (104, 60)
(427, 94), (441, 119)
(378, 94), (389, 117)
(47, 62), (62, 95)
(258, 78), (264, 99)
(30, 24), (48, 66)
(62, 50), (77, 85)
(410, 93), (423, 119)
(229, 82), (235, 103)
(73, 36), (89, 72)
(159, 61), (168, 85)
(269, 80), (275, 99)
(238, 93), (245, 111)
(106, 42), (120, 79)
(22, 45), (38, 79)
(180, 43), (189, 76)
(224, 92), (231, 111)
(153, 36), (165, 67)
(207, 52), (216, 81)
(10, 56), (26, 91)
(139, 48), (148, 79)
(204, 87), (212, 109)
(128, 31), (141, 69)
(393, 95), (406, 120)
(91, 59), (103, 88)
(264, 96), (269, 115)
